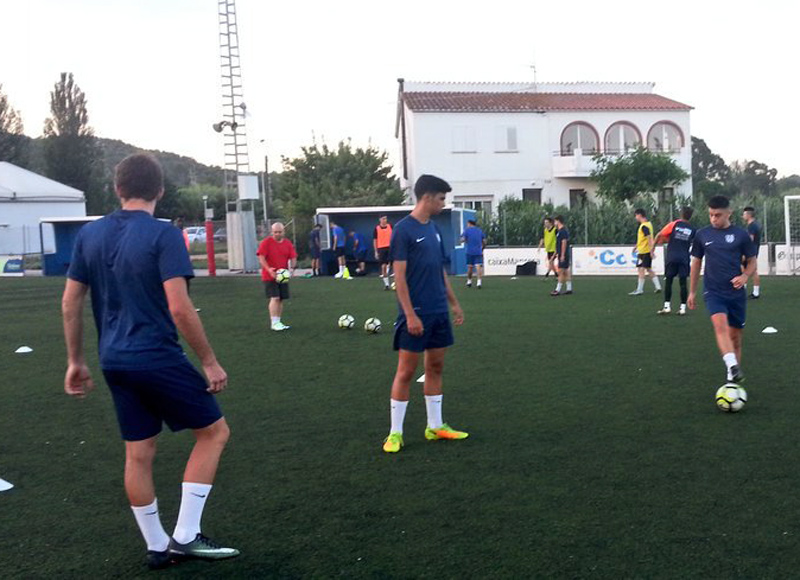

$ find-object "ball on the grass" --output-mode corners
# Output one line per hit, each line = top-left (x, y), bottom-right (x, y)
(390, 281), (396, 291)
(275, 268), (290, 284)
(338, 314), (355, 329)
(364, 317), (382, 333)
(715, 383), (747, 412)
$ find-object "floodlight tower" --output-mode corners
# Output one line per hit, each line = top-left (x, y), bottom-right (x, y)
(216, 0), (258, 272)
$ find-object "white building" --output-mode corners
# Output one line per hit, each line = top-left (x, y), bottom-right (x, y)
(396, 80), (693, 213)
(0, 162), (86, 254)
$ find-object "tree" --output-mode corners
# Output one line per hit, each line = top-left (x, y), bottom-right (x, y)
(591, 147), (689, 202)
(277, 140), (405, 224)
(42, 73), (108, 213)
(777, 175), (800, 193)
(0, 84), (28, 167)
(730, 160), (778, 197)
(691, 137), (730, 185)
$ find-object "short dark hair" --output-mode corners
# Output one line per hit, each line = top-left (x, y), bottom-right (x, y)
(743, 206), (755, 215)
(467, 219), (476, 225)
(708, 195), (730, 209)
(414, 174), (451, 199)
(544, 216), (553, 224)
(681, 206), (694, 220)
(554, 215), (564, 224)
(115, 153), (163, 201)
(634, 208), (646, 218)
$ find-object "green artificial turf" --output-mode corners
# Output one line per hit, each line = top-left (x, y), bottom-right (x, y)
(1, 274), (800, 579)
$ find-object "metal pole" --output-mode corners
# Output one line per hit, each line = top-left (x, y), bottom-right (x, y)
(584, 204), (588, 245)
(763, 200), (768, 242)
(260, 171), (268, 233)
(502, 208), (507, 246)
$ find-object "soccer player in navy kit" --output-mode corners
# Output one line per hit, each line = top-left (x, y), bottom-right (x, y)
(382, 174), (467, 453)
(461, 219), (486, 288)
(550, 215), (572, 296)
(742, 206), (762, 299)
(62, 154), (238, 569)
(688, 195), (757, 382)
(653, 206), (696, 315)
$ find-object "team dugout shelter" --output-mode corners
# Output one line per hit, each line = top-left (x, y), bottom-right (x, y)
(314, 205), (476, 276)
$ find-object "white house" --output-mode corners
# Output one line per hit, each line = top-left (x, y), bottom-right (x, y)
(0, 162), (86, 254)
(396, 80), (693, 213)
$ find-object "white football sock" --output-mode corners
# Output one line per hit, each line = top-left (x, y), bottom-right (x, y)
(566, 281), (572, 291)
(383, 276), (389, 287)
(663, 301), (670, 309)
(131, 499), (170, 552)
(271, 316), (279, 325)
(636, 279), (645, 293)
(477, 279), (482, 286)
(753, 285), (760, 296)
(723, 352), (738, 371)
(555, 282), (563, 292)
(653, 276), (661, 290)
(390, 399), (408, 434)
(425, 394), (443, 429)
(173, 482), (213, 544)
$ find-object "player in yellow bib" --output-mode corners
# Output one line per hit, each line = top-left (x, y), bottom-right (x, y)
(537, 217), (558, 278)
(629, 208), (661, 295)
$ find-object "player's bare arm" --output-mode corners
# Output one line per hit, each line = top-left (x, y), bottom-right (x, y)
(62, 279), (95, 398)
(442, 267), (464, 326)
(688, 256), (702, 310)
(732, 256), (756, 289)
(164, 277), (228, 393)
(258, 254), (276, 279)
(392, 260), (423, 336)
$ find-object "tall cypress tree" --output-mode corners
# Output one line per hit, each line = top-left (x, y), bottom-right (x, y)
(0, 84), (28, 167)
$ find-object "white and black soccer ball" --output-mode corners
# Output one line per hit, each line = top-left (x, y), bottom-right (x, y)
(715, 383), (748, 412)
(338, 314), (355, 329)
(275, 268), (290, 284)
(364, 317), (382, 333)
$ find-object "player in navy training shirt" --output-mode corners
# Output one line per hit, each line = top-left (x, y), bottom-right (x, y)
(688, 195), (757, 383)
(742, 206), (762, 299)
(550, 215), (573, 296)
(461, 219), (486, 288)
(382, 174), (468, 453)
(653, 206), (696, 315)
(62, 154), (238, 569)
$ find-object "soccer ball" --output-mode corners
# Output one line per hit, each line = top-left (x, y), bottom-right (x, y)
(338, 314), (355, 329)
(390, 282), (396, 291)
(364, 317), (382, 333)
(275, 268), (290, 284)
(715, 384), (748, 412)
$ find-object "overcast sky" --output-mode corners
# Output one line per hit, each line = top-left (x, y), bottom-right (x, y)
(2, 0), (798, 177)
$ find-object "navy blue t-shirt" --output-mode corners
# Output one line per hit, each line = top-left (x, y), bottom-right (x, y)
(308, 229), (320, 251)
(389, 215), (449, 316)
(67, 210), (195, 371)
(665, 219), (696, 265)
(747, 221), (762, 246)
(691, 225), (756, 295)
(462, 226), (485, 256)
(556, 227), (570, 258)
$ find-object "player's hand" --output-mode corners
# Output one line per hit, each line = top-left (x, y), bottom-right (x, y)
(203, 361), (228, 393)
(64, 363), (94, 398)
(406, 314), (424, 336)
(452, 304), (464, 326)
(267, 267), (277, 279)
(731, 274), (748, 289)
(687, 293), (696, 310)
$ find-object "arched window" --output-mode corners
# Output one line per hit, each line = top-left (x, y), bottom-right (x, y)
(604, 122), (642, 154)
(560, 122), (599, 156)
(647, 121), (684, 152)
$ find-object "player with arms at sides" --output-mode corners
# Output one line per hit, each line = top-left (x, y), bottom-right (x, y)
(688, 195), (757, 383)
(61, 154), (238, 570)
(742, 206), (762, 299)
(257, 222), (297, 331)
(383, 174), (467, 453)
(331, 220), (349, 279)
(537, 217), (558, 278)
(373, 215), (393, 290)
(652, 206), (696, 315)
(629, 209), (662, 295)
(461, 219), (486, 288)
(308, 223), (322, 276)
(550, 215), (573, 296)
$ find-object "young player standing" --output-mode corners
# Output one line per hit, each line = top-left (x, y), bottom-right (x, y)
(653, 207), (696, 315)
(461, 219), (486, 288)
(383, 174), (467, 453)
(331, 220), (348, 278)
(629, 209), (662, 295)
(742, 206), (762, 299)
(308, 223), (322, 276)
(62, 154), (238, 570)
(688, 195), (757, 382)
(373, 215), (393, 290)
(257, 222), (297, 331)
(537, 217), (558, 278)
(550, 215), (573, 296)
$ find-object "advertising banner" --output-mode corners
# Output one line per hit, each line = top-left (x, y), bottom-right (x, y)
(0, 255), (24, 277)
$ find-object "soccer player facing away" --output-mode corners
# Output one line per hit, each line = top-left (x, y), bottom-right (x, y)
(61, 154), (238, 570)
(308, 223), (322, 276)
(629, 209), (662, 295)
(383, 174), (467, 453)
(461, 219), (486, 288)
(373, 215), (394, 290)
(688, 195), (757, 383)
(331, 220), (348, 278)
(537, 217), (558, 277)
(257, 221), (297, 331)
(550, 215), (573, 296)
(653, 206), (696, 315)
(742, 206), (762, 299)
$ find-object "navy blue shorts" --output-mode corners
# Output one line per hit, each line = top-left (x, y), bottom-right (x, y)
(665, 262), (689, 278)
(466, 253), (483, 266)
(335, 247), (345, 258)
(310, 248), (321, 259)
(103, 360), (223, 441)
(393, 312), (454, 353)
(704, 291), (747, 329)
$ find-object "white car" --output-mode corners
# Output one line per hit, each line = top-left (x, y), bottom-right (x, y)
(184, 226), (207, 243)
